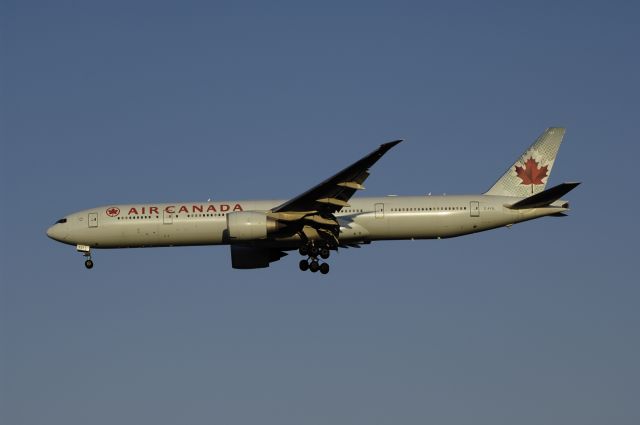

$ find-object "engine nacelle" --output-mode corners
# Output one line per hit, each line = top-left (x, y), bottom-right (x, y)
(226, 211), (281, 241)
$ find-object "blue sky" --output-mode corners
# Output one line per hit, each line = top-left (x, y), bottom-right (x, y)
(2, 1), (639, 424)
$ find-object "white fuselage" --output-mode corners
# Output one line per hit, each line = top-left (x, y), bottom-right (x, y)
(46, 195), (565, 249)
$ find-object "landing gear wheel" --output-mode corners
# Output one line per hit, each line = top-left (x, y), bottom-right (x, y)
(84, 259), (94, 269)
(299, 259), (309, 271)
(309, 260), (320, 273)
(299, 246), (308, 256)
(320, 248), (330, 259)
(319, 262), (330, 274)
(309, 245), (319, 258)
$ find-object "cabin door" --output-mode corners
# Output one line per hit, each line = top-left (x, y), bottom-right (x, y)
(374, 203), (384, 219)
(470, 201), (480, 217)
(88, 212), (98, 228)
(163, 209), (173, 224)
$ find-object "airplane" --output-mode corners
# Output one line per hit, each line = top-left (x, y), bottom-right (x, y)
(47, 128), (579, 274)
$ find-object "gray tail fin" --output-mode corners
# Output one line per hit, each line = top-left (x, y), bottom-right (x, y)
(485, 128), (565, 197)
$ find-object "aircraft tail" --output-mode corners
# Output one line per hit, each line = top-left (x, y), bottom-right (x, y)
(485, 128), (565, 197)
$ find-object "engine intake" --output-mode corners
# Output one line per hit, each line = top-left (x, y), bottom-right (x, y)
(226, 211), (282, 241)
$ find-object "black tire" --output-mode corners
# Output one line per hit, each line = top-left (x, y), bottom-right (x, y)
(320, 248), (330, 259)
(309, 260), (319, 273)
(299, 259), (309, 271)
(84, 259), (94, 269)
(309, 245), (319, 257)
(320, 262), (330, 274)
(299, 246), (308, 256)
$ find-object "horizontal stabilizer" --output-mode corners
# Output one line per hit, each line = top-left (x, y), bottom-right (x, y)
(507, 182), (580, 209)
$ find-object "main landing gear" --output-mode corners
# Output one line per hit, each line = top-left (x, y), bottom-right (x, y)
(298, 243), (331, 274)
(77, 244), (94, 269)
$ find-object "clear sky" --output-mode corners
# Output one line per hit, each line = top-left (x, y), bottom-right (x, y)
(2, 1), (639, 424)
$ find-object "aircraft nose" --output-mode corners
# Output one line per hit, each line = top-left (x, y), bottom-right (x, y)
(47, 224), (62, 241)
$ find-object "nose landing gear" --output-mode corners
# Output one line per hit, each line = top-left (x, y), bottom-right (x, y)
(76, 244), (94, 269)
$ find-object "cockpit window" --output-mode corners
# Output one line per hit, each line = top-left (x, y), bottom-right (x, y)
(56, 218), (67, 224)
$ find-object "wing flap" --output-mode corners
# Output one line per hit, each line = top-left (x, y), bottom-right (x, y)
(316, 197), (350, 208)
(337, 181), (365, 190)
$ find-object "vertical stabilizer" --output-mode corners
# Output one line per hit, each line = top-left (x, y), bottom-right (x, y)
(485, 127), (565, 197)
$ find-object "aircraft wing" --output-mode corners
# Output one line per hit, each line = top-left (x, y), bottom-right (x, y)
(271, 140), (402, 215)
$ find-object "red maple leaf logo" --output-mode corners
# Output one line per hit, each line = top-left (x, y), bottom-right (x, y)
(106, 207), (120, 217)
(515, 157), (548, 190)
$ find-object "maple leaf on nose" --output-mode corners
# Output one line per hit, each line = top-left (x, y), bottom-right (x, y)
(515, 157), (548, 186)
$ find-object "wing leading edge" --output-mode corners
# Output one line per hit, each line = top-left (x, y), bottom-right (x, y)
(267, 139), (401, 250)
(272, 140), (402, 215)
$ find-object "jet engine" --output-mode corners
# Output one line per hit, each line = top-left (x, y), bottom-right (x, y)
(226, 211), (283, 241)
